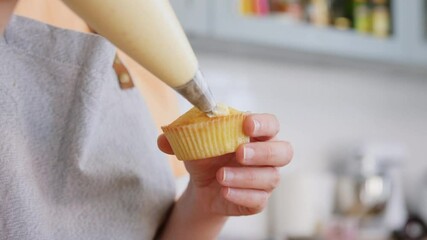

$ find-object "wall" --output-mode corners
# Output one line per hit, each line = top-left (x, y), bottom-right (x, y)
(181, 41), (427, 239)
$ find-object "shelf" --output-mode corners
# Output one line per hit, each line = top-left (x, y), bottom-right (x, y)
(220, 15), (402, 62)
(171, 0), (427, 67)
(212, 0), (410, 64)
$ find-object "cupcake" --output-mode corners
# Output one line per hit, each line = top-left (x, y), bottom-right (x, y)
(161, 105), (249, 161)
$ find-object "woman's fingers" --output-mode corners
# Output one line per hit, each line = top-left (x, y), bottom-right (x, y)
(244, 114), (280, 141)
(159, 113), (283, 155)
(235, 141), (293, 167)
(217, 167), (280, 191)
(157, 134), (174, 155)
(222, 187), (270, 214)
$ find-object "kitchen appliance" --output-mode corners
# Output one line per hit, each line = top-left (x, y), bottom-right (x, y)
(392, 215), (427, 240)
(61, 0), (218, 115)
(335, 144), (407, 238)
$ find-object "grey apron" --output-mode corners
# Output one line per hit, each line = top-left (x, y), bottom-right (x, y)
(0, 15), (175, 240)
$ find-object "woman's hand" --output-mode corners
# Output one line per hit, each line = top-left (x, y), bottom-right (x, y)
(158, 113), (293, 217)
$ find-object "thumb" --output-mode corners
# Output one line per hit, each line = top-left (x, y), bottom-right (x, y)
(157, 134), (174, 155)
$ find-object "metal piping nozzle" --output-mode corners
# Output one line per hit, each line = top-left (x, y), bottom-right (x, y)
(174, 70), (217, 115)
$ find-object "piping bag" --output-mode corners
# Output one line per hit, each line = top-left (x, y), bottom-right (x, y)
(62, 0), (218, 116)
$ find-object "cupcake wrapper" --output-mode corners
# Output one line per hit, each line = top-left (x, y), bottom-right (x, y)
(162, 114), (249, 161)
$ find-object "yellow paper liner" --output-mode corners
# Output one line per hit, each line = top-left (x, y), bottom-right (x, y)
(162, 114), (249, 161)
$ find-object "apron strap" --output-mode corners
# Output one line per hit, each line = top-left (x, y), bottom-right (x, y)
(89, 27), (134, 90)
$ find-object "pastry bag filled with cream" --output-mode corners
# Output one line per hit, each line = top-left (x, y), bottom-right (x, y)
(62, 0), (218, 115)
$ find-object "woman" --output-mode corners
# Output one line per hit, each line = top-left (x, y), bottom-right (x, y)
(0, 0), (293, 239)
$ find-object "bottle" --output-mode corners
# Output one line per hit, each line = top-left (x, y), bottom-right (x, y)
(240, 0), (255, 15)
(254, 0), (270, 16)
(61, 0), (217, 114)
(354, 0), (372, 34)
(310, 0), (330, 27)
(287, 0), (304, 21)
(270, 0), (288, 13)
(372, 0), (391, 38)
(302, 0), (314, 22)
(331, 0), (352, 30)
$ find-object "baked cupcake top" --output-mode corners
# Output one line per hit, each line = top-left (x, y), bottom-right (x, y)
(169, 104), (240, 126)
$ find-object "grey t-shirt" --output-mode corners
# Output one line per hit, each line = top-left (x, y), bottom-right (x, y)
(0, 16), (175, 240)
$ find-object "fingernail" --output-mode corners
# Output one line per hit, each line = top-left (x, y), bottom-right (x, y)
(243, 147), (255, 163)
(223, 169), (234, 183)
(253, 119), (260, 134)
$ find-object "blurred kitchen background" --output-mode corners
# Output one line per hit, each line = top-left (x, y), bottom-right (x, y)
(170, 0), (427, 239)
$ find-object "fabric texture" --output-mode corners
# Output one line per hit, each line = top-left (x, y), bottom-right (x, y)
(14, 0), (186, 177)
(0, 15), (175, 240)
